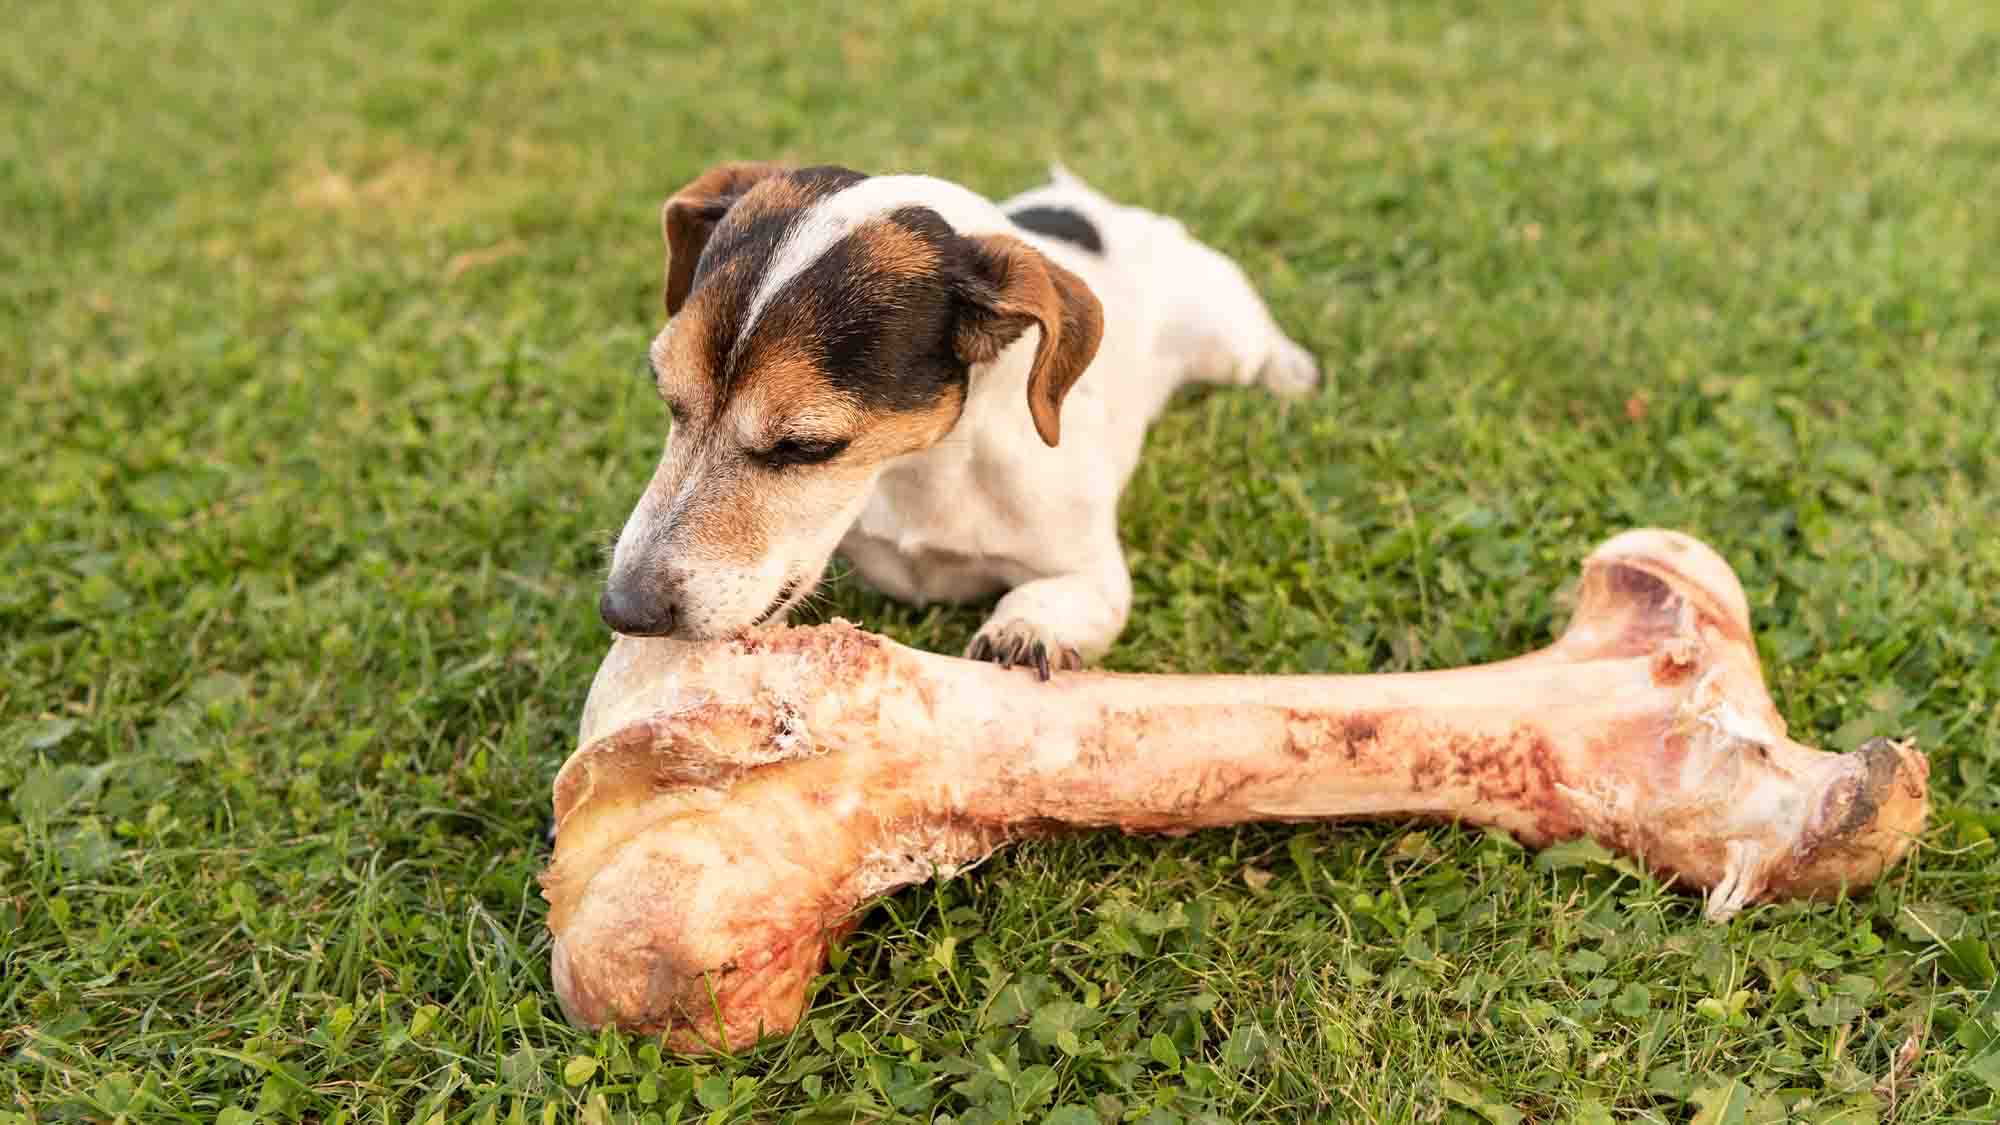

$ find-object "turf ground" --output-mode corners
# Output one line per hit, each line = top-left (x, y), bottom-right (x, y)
(4, 0), (1999, 1120)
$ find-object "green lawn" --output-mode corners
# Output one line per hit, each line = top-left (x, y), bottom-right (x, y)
(5, 0), (1999, 1120)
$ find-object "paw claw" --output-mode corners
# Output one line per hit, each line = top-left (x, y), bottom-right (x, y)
(968, 623), (1085, 678)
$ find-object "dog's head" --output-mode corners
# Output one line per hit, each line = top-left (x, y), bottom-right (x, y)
(600, 162), (1105, 639)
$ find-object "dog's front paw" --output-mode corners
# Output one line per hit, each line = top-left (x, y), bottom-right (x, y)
(1259, 335), (1322, 398)
(967, 620), (1084, 681)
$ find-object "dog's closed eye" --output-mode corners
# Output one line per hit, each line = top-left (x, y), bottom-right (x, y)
(754, 436), (850, 468)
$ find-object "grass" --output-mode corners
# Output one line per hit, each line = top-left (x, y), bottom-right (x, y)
(3, 0), (1998, 1119)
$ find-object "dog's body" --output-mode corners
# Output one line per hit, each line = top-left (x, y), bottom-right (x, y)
(601, 162), (1317, 675)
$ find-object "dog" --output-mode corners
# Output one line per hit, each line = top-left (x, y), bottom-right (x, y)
(599, 161), (1319, 678)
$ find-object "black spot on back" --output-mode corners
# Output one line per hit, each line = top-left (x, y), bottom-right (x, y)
(1006, 204), (1104, 254)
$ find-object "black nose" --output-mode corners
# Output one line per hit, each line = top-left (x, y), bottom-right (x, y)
(599, 585), (678, 637)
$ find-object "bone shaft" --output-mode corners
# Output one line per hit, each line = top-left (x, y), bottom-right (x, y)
(921, 652), (1660, 842)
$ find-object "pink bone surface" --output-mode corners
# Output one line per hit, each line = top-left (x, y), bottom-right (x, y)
(539, 528), (1930, 1051)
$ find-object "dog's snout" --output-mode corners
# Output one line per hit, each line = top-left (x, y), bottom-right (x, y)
(599, 583), (679, 637)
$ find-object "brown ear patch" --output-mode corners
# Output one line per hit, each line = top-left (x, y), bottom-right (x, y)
(953, 234), (1105, 447)
(661, 162), (793, 316)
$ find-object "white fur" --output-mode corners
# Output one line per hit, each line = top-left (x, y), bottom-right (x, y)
(836, 166), (1321, 663)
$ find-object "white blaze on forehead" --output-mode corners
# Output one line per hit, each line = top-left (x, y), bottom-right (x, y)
(736, 175), (1016, 351)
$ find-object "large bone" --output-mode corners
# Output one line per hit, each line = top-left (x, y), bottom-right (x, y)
(538, 529), (1929, 1051)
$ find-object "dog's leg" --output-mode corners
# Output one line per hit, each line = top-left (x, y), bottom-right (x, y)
(964, 552), (1132, 679)
(1147, 223), (1320, 399)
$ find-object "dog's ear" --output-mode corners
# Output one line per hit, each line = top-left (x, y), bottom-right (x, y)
(953, 234), (1105, 448)
(661, 161), (791, 315)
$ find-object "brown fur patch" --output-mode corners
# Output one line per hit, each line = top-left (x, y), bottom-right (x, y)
(652, 278), (738, 415)
(673, 473), (771, 568)
(844, 390), (967, 463)
(728, 338), (849, 435)
(855, 220), (943, 281)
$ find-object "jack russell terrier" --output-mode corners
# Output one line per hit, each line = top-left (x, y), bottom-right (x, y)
(599, 161), (1319, 678)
